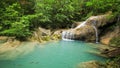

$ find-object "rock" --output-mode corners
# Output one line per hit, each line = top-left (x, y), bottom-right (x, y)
(77, 61), (105, 68)
(51, 29), (65, 40)
(100, 26), (120, 45)
(0, 36), (16, 44)
(71, 21), (83, 28)
(29, 27), (63, 43)
(101, 48), (120, 58)
(62, 23), (96, 42)
(0, 36), (15, 41)
(0, 36), (8, 41)
(30, 27), (51, 42)
(0, 40), (37, 60)
(73, 25), (95, 41)
(38, 27), (51, 36)
(89, 44), (120, 58)
(86, 12), (114, 28)
(53, 29), (63, 35)
(100, 37), (112, 45)
(62, 12), (115, 42)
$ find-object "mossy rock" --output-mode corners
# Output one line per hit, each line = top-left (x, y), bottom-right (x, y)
(110, 36), (120, 47)
(42, 36), (51, 41)
(51, 34), (61, 40)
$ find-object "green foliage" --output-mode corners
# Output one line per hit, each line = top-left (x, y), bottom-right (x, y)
(0, 2), (32, 40)
(110, 36), (120, 47)
(34, 0), (76, 28)
(0, 16), (31, 37)
(34, 0), (120, 25)
(0, 0), (120, 40)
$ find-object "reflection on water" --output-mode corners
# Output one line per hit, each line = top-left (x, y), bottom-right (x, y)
(0, 40), (106, 68)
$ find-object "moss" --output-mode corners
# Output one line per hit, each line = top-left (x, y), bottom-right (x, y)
(110, 36), (120, 47)
(51, 34), (61, 40)
(42, 36), (51, 41)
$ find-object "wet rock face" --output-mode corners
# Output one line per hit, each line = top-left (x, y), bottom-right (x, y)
(62, 12), (114, 42)
(77, 60), (105, 68)
(73, 25), (95, 41)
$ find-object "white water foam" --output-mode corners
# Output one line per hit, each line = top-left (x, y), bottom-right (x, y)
(62, 31), (74, 41)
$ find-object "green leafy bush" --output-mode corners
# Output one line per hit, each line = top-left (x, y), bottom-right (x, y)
(0, 2), (31, 40)
(0, 0), (120, 40)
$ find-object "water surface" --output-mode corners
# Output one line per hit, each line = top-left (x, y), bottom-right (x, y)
(0, 40), (106, 68)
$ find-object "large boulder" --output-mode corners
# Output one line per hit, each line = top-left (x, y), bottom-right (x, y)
(62, 12), (115, 42)
(30, 27), (62, 43)
(86, 12), (114, 28)
(72, 25), (95, 41)
(29, 27), (51, 42)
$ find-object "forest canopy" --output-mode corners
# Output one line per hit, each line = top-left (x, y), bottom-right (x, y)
(0, 0), (120, 39)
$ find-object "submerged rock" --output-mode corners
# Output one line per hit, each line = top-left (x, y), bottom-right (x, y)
(77, 60), (105, 68)
(88, 43), (120, 58)
(101, 47), (120, 58)
(0, 40), (37, 60)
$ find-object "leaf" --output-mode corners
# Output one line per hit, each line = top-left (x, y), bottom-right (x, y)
(86, 2), (93, 6)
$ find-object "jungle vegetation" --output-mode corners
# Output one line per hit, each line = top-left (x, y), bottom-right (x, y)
(0, 0), (120, 39)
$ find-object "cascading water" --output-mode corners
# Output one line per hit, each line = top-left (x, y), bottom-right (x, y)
(62, 21), (87, 41)
(62, 31), (74, 41)
(62, 20), (99, 43)
(92, 21), (99, 43)
(75, 21), (87, 29)
(62, 31), (66, 40)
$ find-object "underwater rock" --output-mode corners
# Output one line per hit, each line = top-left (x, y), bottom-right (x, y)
(101, 47), (120, 58)
(77, 60), (105, 68)
(0, 41), (37, 60)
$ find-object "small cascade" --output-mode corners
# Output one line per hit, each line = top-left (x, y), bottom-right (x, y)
(62, 21), (87, 41)
(62, 30), (74, 41)
(75, 21), (87, 29)
(92, 21), (99, 43)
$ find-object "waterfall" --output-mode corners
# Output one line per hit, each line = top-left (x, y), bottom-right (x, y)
(62, 30), (74, 41)
(75, 21), (87, 29)
(62, 21), (87, 41)
(62, 20), (99, 43)
(92, 21), (99, 43)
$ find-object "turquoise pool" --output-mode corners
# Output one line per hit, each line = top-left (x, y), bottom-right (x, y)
(0, 40), (106, 68)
